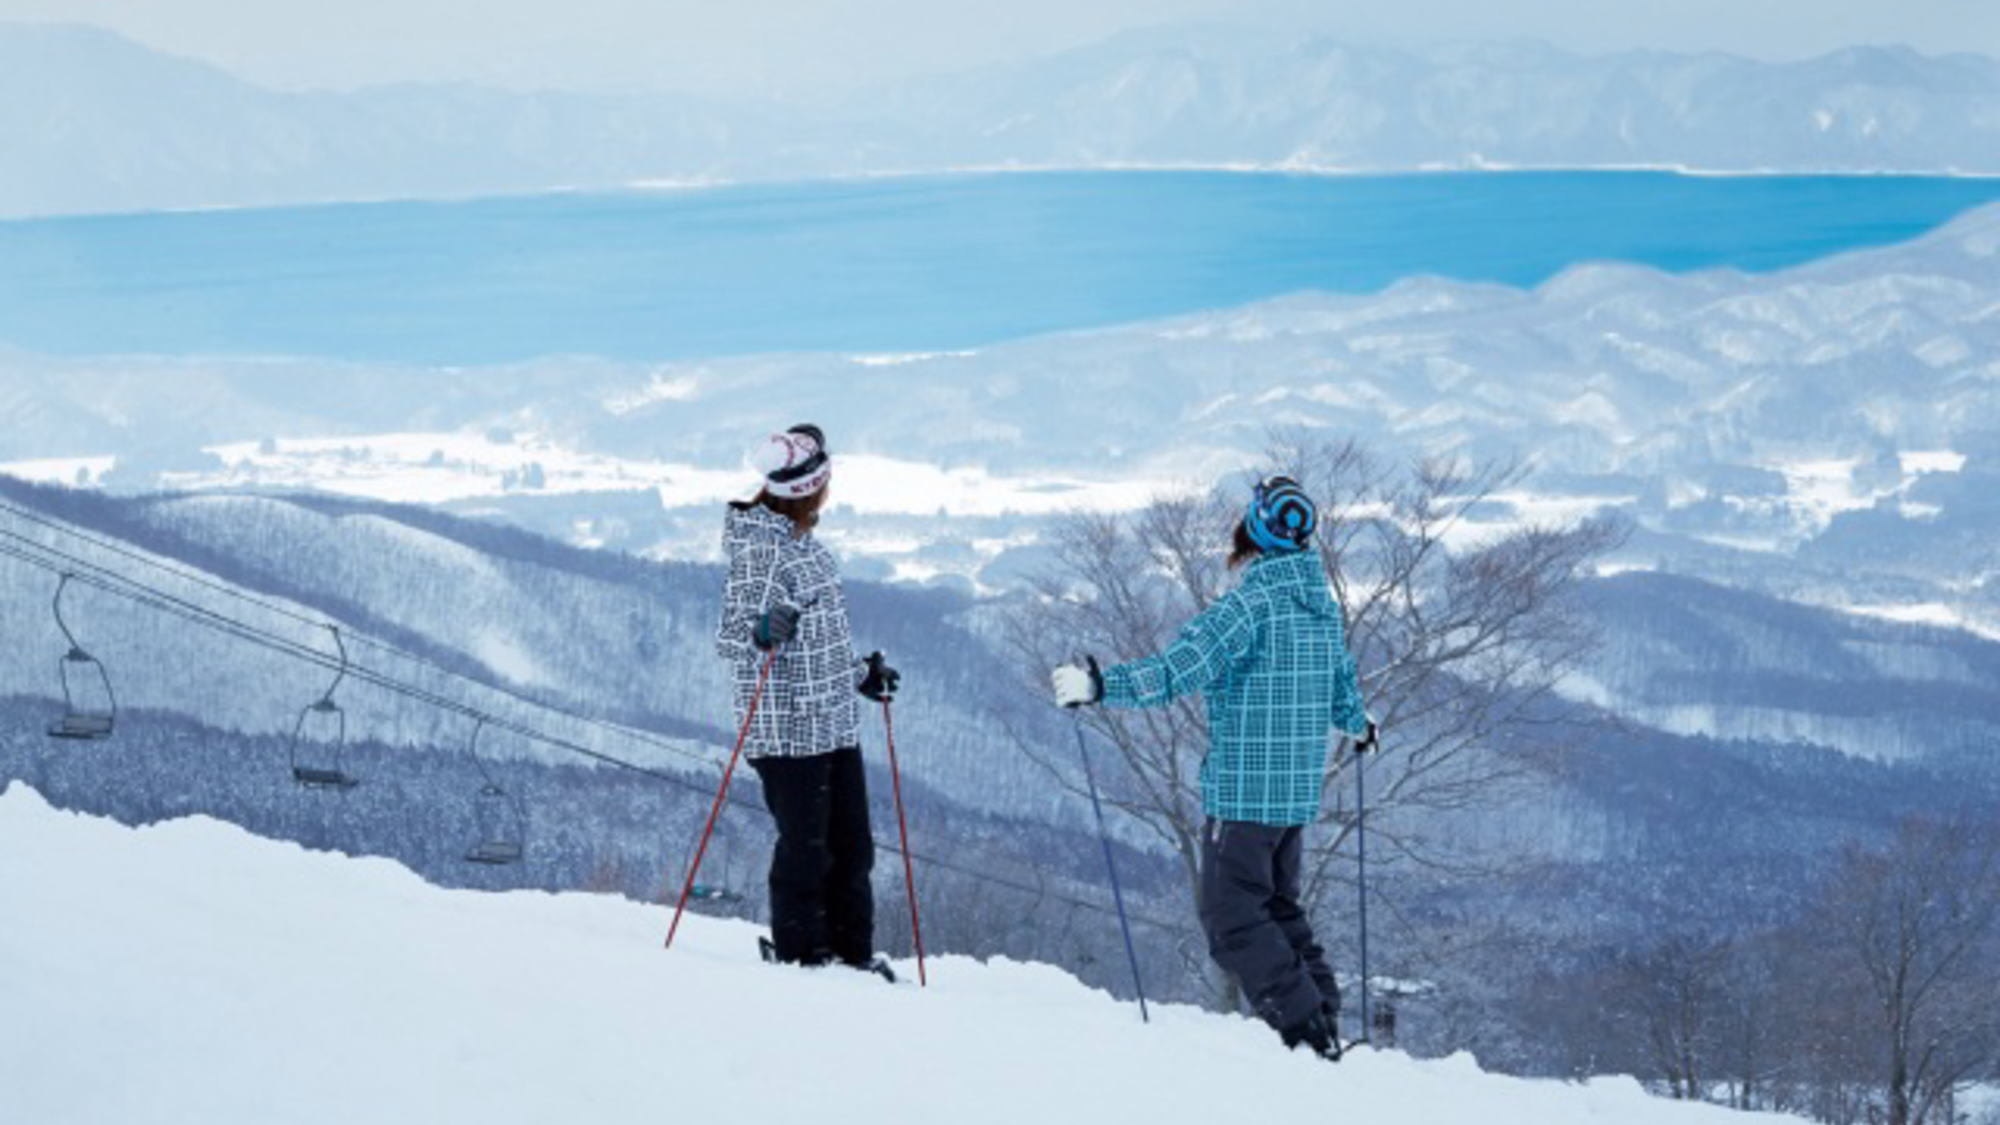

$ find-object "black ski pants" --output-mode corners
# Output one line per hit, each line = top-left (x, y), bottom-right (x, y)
(750, 746), (876, 966)
(1199, 818), (1339, 1034)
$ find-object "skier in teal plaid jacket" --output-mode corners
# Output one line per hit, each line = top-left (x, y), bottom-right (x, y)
(1053, 476), (1374, 1061)
(1099, 546), (1369, 825)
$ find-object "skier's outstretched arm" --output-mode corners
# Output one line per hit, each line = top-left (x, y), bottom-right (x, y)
(1098, 595), (1255, 709)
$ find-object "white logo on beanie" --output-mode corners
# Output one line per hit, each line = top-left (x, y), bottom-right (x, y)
(752, 429), (832, 499)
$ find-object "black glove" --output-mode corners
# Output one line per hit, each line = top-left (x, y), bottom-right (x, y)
(753, 603), (800, 651)
(859, 651), (900, 703)
(1355, 718), (1381, 754)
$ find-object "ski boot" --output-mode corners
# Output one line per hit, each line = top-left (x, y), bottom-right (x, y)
(758, 936), (835, 967)
(1280, 1011), (1343, 1063)
(845, 955), (898, 984)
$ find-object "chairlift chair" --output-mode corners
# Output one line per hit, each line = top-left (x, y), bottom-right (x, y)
(289, 626), (358, 791)
(47, 575), (116, 741)
(462, 721), (528, 866)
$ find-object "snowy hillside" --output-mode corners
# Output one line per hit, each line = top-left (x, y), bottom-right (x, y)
(7, 22), (2000, 216)
(0, 782), (1801, 1125)
(8, 198), (2000, 628)
(1572, 573), (2000, 767)
(0, 483), (1047, 825)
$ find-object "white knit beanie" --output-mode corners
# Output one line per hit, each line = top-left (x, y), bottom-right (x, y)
(752, 424), (832, 499)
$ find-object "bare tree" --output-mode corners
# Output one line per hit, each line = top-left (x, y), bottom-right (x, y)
(1711, 935), (1787, 1112)
(998, 433), (1623, 1005)
(1273, 435), (1619, 903)
(1818, 817), (2000, 1125)
(1602, 937), (1732, 1100)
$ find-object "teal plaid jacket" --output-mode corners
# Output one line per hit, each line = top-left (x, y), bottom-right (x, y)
(1100, 550), (1369, 827)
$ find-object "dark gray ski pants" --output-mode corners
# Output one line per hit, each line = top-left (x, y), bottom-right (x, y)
(1199, 818), (1339, 1033)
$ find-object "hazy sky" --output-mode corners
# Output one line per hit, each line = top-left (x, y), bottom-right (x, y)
(4, 0), (1997, 96)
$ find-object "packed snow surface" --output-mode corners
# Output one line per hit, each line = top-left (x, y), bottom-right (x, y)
(0, 784), (1798, 1124)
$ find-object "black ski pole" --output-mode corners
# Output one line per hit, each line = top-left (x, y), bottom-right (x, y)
(1068, 701), (1150, 1024)
(1354, 736), (1371, 1045)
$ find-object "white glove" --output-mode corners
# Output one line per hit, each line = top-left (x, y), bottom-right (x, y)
(1052, 662), (1102, 708)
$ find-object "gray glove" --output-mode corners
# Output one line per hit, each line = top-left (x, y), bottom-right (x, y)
(753, 603), (800, 651)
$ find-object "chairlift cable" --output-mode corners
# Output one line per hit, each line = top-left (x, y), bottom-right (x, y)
(0, 500), (716, 768)
(0, 506), (1161, 913)
(0, 529), (1184, 931)
(0, 536), (700, 781)
(0, 522), (720, 772)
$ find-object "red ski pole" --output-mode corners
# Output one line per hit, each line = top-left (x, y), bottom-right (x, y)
(881, 700), (928, 986)
(664, 650), (776, 950)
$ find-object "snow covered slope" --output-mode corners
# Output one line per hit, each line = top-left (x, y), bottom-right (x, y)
(0, 782), (1798, 1125)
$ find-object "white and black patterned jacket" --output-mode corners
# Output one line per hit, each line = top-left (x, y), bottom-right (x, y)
(715, 503), (865, 758)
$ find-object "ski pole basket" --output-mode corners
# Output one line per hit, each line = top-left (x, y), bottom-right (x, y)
(47, 574), (116, 742)
(289, 625), (358, 791)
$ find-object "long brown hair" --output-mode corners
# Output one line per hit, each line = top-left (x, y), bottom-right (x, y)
(733, 487), (829, 537)
(1228, 519), (1260, 570)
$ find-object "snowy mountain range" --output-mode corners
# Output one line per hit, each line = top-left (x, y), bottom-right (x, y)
(7, 197), (2000, 646)
(6, 22), (2000, 217)
(7, 199), (2000, 787)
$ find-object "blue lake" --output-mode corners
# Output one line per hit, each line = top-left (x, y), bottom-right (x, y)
(3, 171), (2000, 365)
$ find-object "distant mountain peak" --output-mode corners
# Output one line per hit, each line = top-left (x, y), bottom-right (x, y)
(4, 25), (2000, 217)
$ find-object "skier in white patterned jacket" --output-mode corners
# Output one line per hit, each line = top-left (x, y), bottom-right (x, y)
(716, 424), (900, 980)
